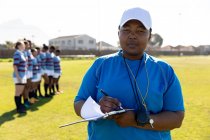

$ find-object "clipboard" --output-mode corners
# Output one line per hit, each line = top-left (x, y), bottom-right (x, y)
(59, 109), (134, 128)
(59, 96), (134, 128)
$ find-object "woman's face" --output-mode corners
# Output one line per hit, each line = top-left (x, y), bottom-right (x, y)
(118, 20), (151, 59)
(32, 50), (37, 57)
(18, 41), (25, 51)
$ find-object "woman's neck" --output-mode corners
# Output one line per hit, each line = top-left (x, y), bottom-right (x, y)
(122, 51), (143, 60)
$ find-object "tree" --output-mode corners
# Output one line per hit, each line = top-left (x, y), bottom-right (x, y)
(5, 41), (15, 49)
(149, 33), (163, 48)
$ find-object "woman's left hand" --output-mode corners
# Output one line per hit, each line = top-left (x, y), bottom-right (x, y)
(113, 111), (136, 127)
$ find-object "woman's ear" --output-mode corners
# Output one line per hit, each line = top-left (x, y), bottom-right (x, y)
(148, 29), (152, 41)
(118, 25), (120, 37)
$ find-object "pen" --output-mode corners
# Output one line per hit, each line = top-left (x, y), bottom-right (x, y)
(100, 89), (123, 110)
(100, 89), (108, 96)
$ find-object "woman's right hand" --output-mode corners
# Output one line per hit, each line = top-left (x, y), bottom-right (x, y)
(99, 96), (122, 113)
(17, 76), (22, 83)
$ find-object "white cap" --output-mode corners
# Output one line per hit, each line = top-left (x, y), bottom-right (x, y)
(119, 7), (152, 30)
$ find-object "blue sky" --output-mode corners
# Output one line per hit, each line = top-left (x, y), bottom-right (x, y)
(0, 0), (210, 46)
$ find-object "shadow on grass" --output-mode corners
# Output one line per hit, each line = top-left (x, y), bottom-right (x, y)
(29, 96), (53, 112)
(0, 96), (53, 127)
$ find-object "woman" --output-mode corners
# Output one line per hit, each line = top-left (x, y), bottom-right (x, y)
(13, 41), (27, 113)
(74, 7), (184, 140)
(29, 48), (40, 103)
(46, 46), (55, 95)
(53, 49), (63, 94)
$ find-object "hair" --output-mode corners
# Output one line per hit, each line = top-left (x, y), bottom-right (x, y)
(55, 49), (60, 53)
(24, 40), (29, 45)
(15, 41), (23, 49)
(31, 48), (37, 53)
(50, 45), (55, 50)
(23, 38), (30, 45)
(35, 47), (40, 51)
(27, 40), (31, 44)
(43, 44), (48, 50)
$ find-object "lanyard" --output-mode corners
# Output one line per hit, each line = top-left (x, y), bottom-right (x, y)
(123, 57), (142, 108)
(123, 55), (149, 110)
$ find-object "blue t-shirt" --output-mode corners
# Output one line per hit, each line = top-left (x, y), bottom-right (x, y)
(53, 56), (61, 73)
(36, 54), (42, 74)
(40, 52), (46, 70)
(13, 50), (27, 78)
(74, 51), (184, 140)
(24, 50), (33, 71)
(31, 57), (38, 80)
(46, 52), (54, 71)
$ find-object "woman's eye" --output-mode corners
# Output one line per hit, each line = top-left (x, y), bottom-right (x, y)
(122, 28), (130, 33)
(137, 29), (145, 33)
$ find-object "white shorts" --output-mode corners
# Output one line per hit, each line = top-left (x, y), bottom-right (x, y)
(41, 69), (47, 76)
(27, 71), (33, 79)
(46, 70), (54, 76)
(31, 77), (40, 82)
(13, 76), (27, 84)
(53, 73), (61, 78)
(37, 73), (42, 81)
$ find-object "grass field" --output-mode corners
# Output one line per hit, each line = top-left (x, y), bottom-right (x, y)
(0, 56), (210, 140)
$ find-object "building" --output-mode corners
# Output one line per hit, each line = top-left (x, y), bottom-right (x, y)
(195, 45), (210, 55)
(49, 34), (96, 50)
(160, 45), (177, 51)
(97, 41), (119, 51)
(175, 45), (195, 52)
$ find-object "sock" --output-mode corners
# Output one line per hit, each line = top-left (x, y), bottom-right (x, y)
(15, 95), (26, 112)
(14, 96), (20, 109)
(28, 91), (33, 99)
(44, 83), (48, 95)
(56, 84), (59, 91)
(34, 90), (38, 98)
(48, 76), (52, 94)
(49, 85), (51, 94)
(38, 84), (41, 94)
(52, 84), (55, 93)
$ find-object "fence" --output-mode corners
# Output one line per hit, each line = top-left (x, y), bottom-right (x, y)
(0, 50), (15, 58)
(0, 49), (208, 58)
(0, 49), (118, 58)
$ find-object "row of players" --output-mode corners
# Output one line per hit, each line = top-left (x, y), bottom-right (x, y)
(13, 40), (62, 113)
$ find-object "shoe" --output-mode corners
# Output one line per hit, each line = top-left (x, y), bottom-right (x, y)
(24, 103), (30, 109)
(59, 90), (64, 93)
(21, 104), (27, 110)
(50, 92), (55, 96)
(17, 105), (26, 114)
(45, 94), (51, 98)
(29, 98), (36, 104)
(55, 91), (60, 95)
(24, 101), (31, 109)
(17, 108), (26, 113)
(33, 97), (39, 102)
(39, 94), (44, 98)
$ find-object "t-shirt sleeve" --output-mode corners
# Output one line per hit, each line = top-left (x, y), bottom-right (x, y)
(74, 58), (103, 102)
(162, 66), (185, 111)
(13, 52), (20, 66)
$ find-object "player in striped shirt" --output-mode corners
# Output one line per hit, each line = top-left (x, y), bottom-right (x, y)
(29, 48), (40, 103)
(13, 41), (27, 113)
(53, 49), (63, 94)
(46, 46), (55, 95)
(23, 40), (34, 108)
(35, 47), (43, 97)
(40, 45), (50, 97)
